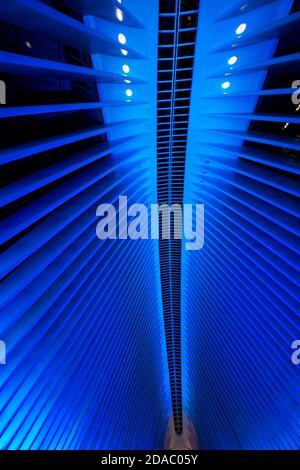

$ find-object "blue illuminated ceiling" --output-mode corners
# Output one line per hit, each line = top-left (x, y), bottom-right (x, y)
(156, 0), (200, 435)
(0, 0), (169, 450)
(0, 0), (300, 451)
(184, 0), (300, 449)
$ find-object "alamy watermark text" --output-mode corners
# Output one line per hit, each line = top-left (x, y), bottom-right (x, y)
(96, 196), (204, 251)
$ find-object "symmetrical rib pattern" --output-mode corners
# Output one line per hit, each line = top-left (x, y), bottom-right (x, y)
(157, 0), (199, 434)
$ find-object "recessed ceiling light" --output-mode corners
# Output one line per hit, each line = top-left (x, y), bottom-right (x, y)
(227, 56), (237, 65)
(117, 0), (122, 3)
(126, 89), (133, 97)
(25, 40), (32, 48)
(122, 64), (130, 74)
(221, 81), (231, 89)
(124, 79), (131, 84)
(115, 7), (123, 22)
(235, 23), (247, 35)
(121, 49), (128, 56)
(118, 33), (126, 45)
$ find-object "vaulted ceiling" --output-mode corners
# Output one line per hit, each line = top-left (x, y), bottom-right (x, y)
(0, 0), (299, 450)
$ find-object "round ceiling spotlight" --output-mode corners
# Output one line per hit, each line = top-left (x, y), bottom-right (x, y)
(115, 8), (123, 22)
(118, 33), (126, 45)
(121, 49), (128, 56)
(227, 56), (237, 65)
(122, 64), (130, 74)
(221, 81), (231, 90)
(125, 89), (133, 97)
(235, 23), (247, 35)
